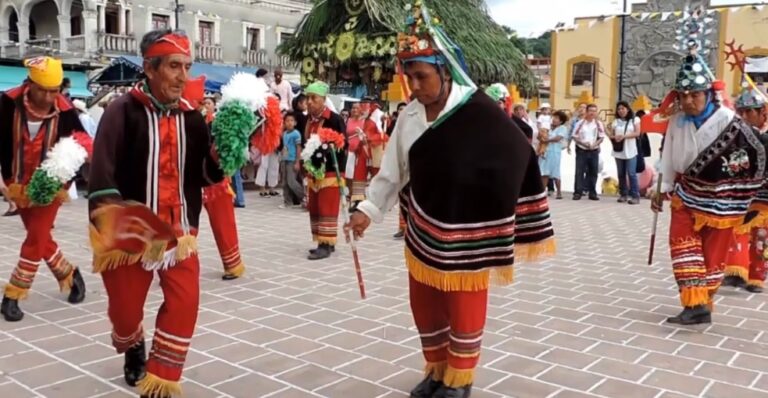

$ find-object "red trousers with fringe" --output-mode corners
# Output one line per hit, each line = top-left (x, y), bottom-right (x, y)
(409, 275), (487, 388)
(725, 229), (767, 288)
(670, 205), (733, 309)
(4, 202), (75, 299)
(203, 181), (244, 277)
(307, 174), (341, 246)
(101, 256), (199, 390)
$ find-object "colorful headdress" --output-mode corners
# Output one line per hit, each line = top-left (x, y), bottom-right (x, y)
(212, 73), (274, 176)
(673, 7), (715, 92)
(396, 0), (474, 88)
(24, 56), (63, 88)
(735, 86), (766, 110)
(143, 32), (191, 58)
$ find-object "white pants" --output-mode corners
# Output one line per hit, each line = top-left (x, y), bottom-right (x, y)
(256, 152), (280, 188)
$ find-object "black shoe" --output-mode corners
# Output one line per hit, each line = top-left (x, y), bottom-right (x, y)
(124, 340), (147, 387)
(617, 196), (628, 203)
(433, 384), (472, 398)
(308, 244), (332, 260)
(666, 305), (711, 325)
(393, 230), (405, 239)
(409, 376), (443, 398)
(308, 245), (335, 254)
(1, 297), (24, 322)
(572, 194), (582, 200)
(222, 273), (240, 281)
(589, 195), (600, 201)
(67, 268), (86, 304)
(722, 275), (746, 288)
(746, 285), (764, 293)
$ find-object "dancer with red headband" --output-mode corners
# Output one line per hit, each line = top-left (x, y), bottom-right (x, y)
(88, 29), (229, 398)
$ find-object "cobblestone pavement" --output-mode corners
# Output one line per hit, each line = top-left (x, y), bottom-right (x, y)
(0, 192), (767, 398)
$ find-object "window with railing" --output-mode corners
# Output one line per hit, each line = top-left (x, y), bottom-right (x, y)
(199, 21), (214, 46)
(246, 28), (260, 51)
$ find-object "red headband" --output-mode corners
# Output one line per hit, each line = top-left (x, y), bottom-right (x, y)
(144, 34), (191, 58)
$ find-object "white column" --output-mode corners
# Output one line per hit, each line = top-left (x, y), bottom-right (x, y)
(82, 10), (98, 57)
(17, 22), (29, 57)
(126, 10), (133, 35)
(58, 15), (71, 53)
(98, 5), (106, 33)
(118, 5), (126, 35)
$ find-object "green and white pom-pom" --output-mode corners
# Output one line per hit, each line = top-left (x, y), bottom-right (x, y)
(213, 73), (271, 176)
(27, 137), (88, 206)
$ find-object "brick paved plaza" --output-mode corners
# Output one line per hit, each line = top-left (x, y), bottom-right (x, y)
(1, 192), (767, 398)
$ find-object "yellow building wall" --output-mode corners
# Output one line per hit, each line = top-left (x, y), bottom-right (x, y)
(718, 7), (768, 97)
(550, 17), (619, 112)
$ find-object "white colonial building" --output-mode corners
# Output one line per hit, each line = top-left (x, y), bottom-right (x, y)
(0, 0), (309, 71)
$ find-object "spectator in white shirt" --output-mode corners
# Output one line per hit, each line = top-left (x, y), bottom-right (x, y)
(571, 104), (605, 200)
(270, 69), (294, 112)
(608, 101), (641, 204)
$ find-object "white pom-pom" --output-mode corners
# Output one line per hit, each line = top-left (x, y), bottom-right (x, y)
(40, 137), (88, 183)
(220, 72), (270, 111)
(301, 135), (322, 161)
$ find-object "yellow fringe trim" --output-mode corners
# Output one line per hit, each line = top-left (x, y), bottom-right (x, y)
(680, 286), (709, 307)
(724, 265), (749, 281)
(405, 247), (509, 292)
(307, 176), (344, 192)
(516, 238), (557, 263)
(315, 236), (338, 245)
(174, 235), (198, 261)
(3, 283), (29, 300)
(747, 279), (765, 288)
(424, 361), (447, 381)
(224, 261), (245, 278)
(671, 196), (742, 231)
(443, 366), (475, 388)
(741, 205), (768, 233)
(57, 269), (74, 292)
(137, 373), (182, 398)
(6, 183), (69, 209)
(90, 225), (198, 273)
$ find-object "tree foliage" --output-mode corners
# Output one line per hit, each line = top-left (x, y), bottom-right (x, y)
(503, 26), (551, 58)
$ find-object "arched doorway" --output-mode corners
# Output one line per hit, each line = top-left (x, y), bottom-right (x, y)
(4, 7), (19, 43)
(70, 0), (84, 36)
(27, 0), (59, 41)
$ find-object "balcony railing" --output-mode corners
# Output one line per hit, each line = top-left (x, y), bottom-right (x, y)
(243, 49), (268, 66)
(98, 33), (137, 55)
(1, 43), (20, 58)
(25, 36), (60, 56)
(278, 54), (295, 69)
(66, 35), (86, 52)
(196, 44), (223, 63)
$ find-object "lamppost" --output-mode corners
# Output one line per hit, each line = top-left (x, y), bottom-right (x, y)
(171, 0), (184, 30)
(617, 0), (628, 102)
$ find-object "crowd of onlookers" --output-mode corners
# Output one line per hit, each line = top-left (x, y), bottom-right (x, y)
(511, 101), (653, 203)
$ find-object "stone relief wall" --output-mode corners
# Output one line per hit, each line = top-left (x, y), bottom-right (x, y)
(620, 0), (718, 104)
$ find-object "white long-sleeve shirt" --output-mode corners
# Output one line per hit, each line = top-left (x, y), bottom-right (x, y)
(659, 106), (735, 193)
(357, 84), (474, 223)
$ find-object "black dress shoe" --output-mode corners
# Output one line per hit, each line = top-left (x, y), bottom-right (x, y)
(67, 268), (86, 304)
(124, 340), (147, 387)
(722, 275), (745, 288)
(588, 194), (600, 201)
(746, 285), (764, 293)
(221, 273), (240, 281)
(433, 384), (472, 398)
(409, 376), (442, 398)
(572, 194), (582, 200)
(308, 245), (335, 255)
(666, 305), (711, 325)
(393, 230), (405, 239)
(308, 244), (332, 260)
(1, 297), (24, 322)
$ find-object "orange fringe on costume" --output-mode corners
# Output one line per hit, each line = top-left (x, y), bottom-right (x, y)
(137, 373), (182, 398)
(251, 96), (283, 154)
(6, 183), (69, 209)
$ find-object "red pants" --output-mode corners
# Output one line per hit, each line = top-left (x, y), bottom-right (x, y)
(670, 205), (733, 308)
(308, 177), (341, 245)
(101, 256), (199, 394)
(203, 183), (244, 278)
(4, 202), (75, 299)
(409, 275), (487, 388)
(725, 229), (768, 288)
